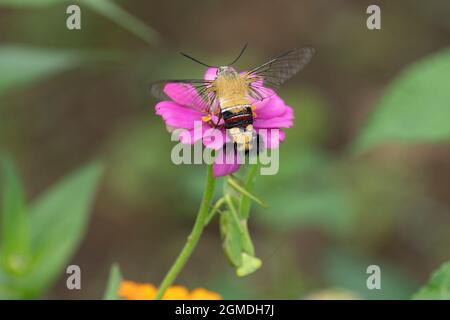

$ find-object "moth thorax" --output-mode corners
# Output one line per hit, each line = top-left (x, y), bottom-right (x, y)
(217, 66), (238, 79)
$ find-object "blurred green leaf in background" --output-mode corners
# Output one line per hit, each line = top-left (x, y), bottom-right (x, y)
(103, 263), (122, 300)
(0, 46), (84, 98)
(0, 159), (103, 299)
(0, 158), (29, 276)
(354, 48), (450, 152)
(413, 261), (450, 300)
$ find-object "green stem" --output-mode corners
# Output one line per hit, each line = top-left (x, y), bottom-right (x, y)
(155, 164), (216, 300)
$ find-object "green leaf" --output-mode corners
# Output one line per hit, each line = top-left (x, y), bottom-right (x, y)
(0, 46), (83, 97)
(354, 48), (450, 152)
(0, 158), (30, 275)
(413, 261), (450, 300)
(236, 253), (262, 277)
(103, 263), (123, 300)
(22, 162), (103, 296)
(224, 193), (255, 255)
(220, 204), (260, 276)
(239, 220), (254, 257)
(220, 210), (242, 267)
(224, 195), (244, 233)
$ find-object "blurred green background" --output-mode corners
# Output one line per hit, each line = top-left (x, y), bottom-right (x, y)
(0, 0), (450, 299)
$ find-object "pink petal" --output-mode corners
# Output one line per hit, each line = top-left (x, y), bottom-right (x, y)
(202, 128), (229, 150)
(204, 68), (218, 81)
(213, 149), (241, 177)
(178, 128), (202, 144)
(177, 125), (230, 149)
(155, 101), (203, 129)
(213, 162), (241, 177)
(253, 95), (290, 119)
(163, 83), (209, 112)
(254, 106), (293, 129)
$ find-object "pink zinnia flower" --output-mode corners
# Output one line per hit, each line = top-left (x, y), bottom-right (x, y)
(155, 68), (294, 177)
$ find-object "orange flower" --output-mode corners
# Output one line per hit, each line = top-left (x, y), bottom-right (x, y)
(118, 281), (222, 300)
(189, 288), (222, 300)
(161, 285), (190, 300)
(119, 281), (157, 300)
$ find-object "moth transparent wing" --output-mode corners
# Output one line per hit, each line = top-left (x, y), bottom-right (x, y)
(244, 47), (315, 101)
(150, 79), (217, 114)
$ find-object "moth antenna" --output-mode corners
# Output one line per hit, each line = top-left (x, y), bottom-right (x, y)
(179, 52), (216, 68)
(228, 43), (248, 66)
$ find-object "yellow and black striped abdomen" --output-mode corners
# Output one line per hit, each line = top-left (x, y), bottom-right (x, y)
(221, 105), (253, 129)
